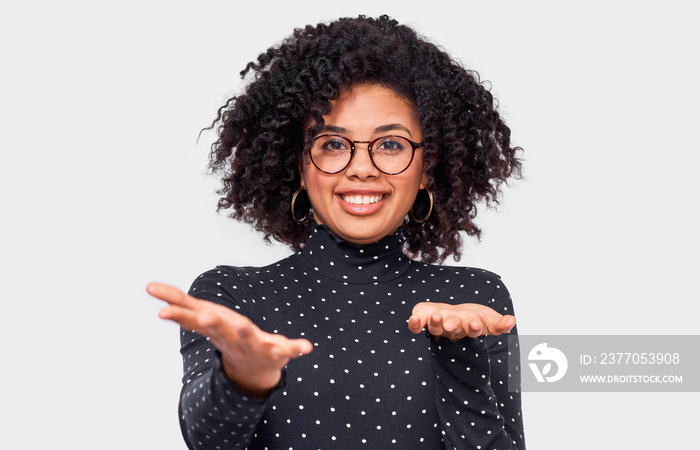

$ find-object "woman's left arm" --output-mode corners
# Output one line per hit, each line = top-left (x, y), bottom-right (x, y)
(409, 279), (525, 450)
(482, 278), (525, 449)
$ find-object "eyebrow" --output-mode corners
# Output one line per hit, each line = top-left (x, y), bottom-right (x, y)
(321, 123), (413, 137)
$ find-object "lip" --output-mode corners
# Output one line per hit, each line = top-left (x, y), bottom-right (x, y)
(336, 189), (389, 215)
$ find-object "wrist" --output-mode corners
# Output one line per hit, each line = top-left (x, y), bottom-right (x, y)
(220, 357), (284, 398)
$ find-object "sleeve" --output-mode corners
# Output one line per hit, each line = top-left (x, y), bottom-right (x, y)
(176, 268), (283, 450)
(429, 277), (525, 450)
(482, 279), (525, 449)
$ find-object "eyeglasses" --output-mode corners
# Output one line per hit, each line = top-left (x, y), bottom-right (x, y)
(310, 134), (424, 175)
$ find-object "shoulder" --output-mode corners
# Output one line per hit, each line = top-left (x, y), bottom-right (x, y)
(408, 261), (514, 311)
(408, 261), (504, 286)
(187, 255), (298, 310)
(190, 254), (298, 289)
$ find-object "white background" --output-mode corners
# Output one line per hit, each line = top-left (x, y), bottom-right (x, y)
(2, 1), (698, 448)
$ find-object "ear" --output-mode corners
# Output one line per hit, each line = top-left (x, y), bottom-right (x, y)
(421, 170), (429, 188)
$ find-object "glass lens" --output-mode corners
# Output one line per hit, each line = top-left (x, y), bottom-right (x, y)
(311, 135), (352, 173)
(371, 136), (414, 174)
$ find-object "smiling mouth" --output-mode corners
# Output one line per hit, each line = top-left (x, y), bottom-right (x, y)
(340, 194), (386, 205)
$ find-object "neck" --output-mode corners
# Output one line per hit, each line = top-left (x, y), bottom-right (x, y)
(295, 223), (412, 284)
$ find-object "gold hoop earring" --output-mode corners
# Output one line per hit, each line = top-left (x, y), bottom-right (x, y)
(291, 186), (308, 224)
(410, 185), (433, 223)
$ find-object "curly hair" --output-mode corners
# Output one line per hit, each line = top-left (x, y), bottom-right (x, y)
(207, 15), (522, 263)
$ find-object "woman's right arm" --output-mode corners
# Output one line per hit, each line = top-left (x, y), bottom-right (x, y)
(147, 279), (312, 449)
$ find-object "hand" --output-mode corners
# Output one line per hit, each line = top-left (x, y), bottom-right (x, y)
(408, 302), (515, 340)
(146, 282), (313, 397)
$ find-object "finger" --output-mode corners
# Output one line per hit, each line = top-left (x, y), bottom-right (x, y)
(407, 315), (426, 334)
(159, 303), (243, 344)
(411, 302), (432, 316)
(252, 334), (313, 362)
(441, 314), (462, 333)
(440, 316), (467, 340)
(287, 338), (314, 357)
(146, 282), (197, 308)
(465, 318), (484, 338)
(427, 312), (445, 336)
(158, 305), (209, 334)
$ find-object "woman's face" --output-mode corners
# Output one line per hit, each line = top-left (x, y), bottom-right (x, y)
(301, 84), (427, 245)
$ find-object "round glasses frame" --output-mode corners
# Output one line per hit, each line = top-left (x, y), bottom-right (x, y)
(310, 134), (425, 175)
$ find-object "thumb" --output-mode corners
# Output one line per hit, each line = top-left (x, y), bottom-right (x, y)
(495, 315), (516, 334)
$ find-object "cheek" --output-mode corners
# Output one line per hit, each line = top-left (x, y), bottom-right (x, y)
(401, 170), (427, 209)
(393, 178), (422, 216)
(300, 159), (320, 192)
(301, 167), (335, 204)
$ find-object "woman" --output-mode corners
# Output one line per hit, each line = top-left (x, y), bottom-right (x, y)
(148, 15), (525, 449)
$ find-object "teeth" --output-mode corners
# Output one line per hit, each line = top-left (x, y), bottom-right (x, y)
(342, 194), (383, 205)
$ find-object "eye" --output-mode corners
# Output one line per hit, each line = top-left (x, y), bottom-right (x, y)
(316, 136), (350, 153)
(375, 137), (408, 153)
(326, 139), (347, 150)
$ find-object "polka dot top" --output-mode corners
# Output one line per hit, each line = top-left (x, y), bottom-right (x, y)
(180, 224), (525, 449)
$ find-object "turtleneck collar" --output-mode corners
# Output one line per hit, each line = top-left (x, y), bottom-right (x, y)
(295, 222), (412, 284)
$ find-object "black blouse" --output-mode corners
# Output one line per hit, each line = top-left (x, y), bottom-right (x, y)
(179, 224), (525, 449)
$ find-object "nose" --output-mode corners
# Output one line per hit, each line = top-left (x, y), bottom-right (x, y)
(344, 142), (380, 180)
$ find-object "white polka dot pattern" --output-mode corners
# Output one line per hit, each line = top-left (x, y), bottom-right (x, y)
(177, 224), (525, 449)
